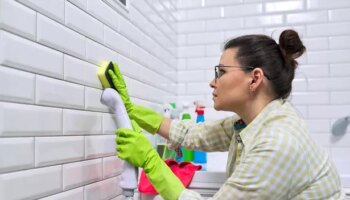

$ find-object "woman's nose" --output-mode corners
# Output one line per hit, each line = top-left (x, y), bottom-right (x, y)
(209, 78), (216, 88)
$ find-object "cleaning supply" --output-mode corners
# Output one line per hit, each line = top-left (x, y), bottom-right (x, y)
(139, 158), (201, 195)
(193, 100), (207, 171)
(106, 62), (164, 134)
(100, 88), (137, 198)
(116, 121), (185, 200)
(156, 103), (176, 160)
(97, 61), (115, 89)
(179, 102), (194, 162)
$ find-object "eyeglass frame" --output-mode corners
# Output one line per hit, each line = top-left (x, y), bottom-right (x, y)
(214, 65), (271, 80)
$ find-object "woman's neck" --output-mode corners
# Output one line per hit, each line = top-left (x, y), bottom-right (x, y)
(237, 95), (274, 125)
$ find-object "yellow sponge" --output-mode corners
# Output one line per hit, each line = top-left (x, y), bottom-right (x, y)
(98, 61), (115, 89)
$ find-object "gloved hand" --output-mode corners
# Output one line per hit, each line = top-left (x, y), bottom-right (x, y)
(108, 62), (163, 134)
(116, 121), (185, 200)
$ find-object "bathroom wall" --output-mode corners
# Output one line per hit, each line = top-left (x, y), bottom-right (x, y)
(175, 0), (350, 187)
(0, 0), (177, 199)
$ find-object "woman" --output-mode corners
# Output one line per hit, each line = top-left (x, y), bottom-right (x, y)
(110, 29), (343, 199)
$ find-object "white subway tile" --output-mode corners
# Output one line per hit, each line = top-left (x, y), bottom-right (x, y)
(307, 22), (350, 37)
(292, 78), (308, 92)
(206, 18), (243, 32)
(307, 0), (350, 10)
(104, 26), (131, 57)
(119, 17), (143, 45)
(176, 0), (202, 9)
(296, 64), (329, 78)
(17, 0), (64, 23)
(35, 136), (84, 167)
(86, 39), (119, 66)
(330, 63), (350, 77)
(38, 187), (84, 200)
(0, 0), (36, 40)
(245, 15), (283, 28)
(65, 2), (104, 43)
(308, 77), (350, 91)
(177, 83), (187, 95)
(102, 156), (123, 179)
(87, 0), (119, 31)
(302, 37), (328, 51)
(0, 138), (34, 173)
(308, 50), (350, 64)
(305, 119), (331, 133)
(329, 35), (350, 49)
(265, 0), (304, 13)
(0, 65), (35, 103)
(127, 77), (170, 104)
(110, 195), (126, 200)
(0, 166), (62, 200)
(37, 14), (85, 59)
(0, 102), (62, 136)
(178, 70), (207, 82)
(187, 32), (224, 45)
(119, 55), (173, 93)
(36, 75), (84, 109)
(62, 159), (102, 190)
(130, 44), (152, 68)
(177, 45), (206, 58)
(309, 105), (350, 118)
(331, 91), (350, 105)
(177, 34), (187, 46)
(290, 92), (329, 105)
(64, 55), (101, 89)
(177, 20), (206, 34)
(68, 0), (87, 10)
(187, 82), (212, 95)
(224, 4), (263, 17)
(205, 44), (222, 57)
(205, 0), (242, 7)
(85, 135), (116, 159)
(329, 8), (350, 22)
(0, 31), (63, 78)
(85, 87), (109, 112)
(225, 28), (265, 40)
(63, 109), (102, 135)
(330, 147), (350, 174)
(187, 57), (218, 70)
(186, 7), (221, 20)
(102, 113), (117, 134)
(84, 177), (123, 200)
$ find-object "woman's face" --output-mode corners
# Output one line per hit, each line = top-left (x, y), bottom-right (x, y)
(210, 48), (251, 112)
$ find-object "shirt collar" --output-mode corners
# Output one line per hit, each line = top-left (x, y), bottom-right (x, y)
(233, 99), (285, 145)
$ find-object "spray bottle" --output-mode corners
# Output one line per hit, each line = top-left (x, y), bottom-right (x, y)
(100, 88), (137, 198)
(179, 102), (194, 162)
(193, 100), (207, 171)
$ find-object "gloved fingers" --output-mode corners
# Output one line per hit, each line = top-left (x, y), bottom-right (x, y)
(116, 137), (129, 145)
(112, 63), (127, 86)
(116, 128), (134, 137)
(131, 120), (142, 133)
(108, 69), (124, 89)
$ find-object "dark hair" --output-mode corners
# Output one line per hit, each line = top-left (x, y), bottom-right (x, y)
(223, 29), (306, 99)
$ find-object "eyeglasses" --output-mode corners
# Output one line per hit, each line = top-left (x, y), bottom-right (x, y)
(214, 65), (254, 80)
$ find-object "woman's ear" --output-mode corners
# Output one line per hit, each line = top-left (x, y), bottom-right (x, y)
(249, 68), (264, 92)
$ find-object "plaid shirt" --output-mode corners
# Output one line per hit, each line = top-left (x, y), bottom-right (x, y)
(169, 99), (343, 199)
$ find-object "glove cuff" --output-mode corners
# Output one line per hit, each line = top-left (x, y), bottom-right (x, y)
(145, 151), (185, 200)
(129, 105), (163, 134)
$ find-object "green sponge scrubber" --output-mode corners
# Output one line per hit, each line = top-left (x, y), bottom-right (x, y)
(98, 61), (115, 89)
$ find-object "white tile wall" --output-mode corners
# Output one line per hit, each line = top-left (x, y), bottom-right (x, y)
(1, 0), (350, 198)
(176, 0), (350, 188)
(0, 1), (176, 198)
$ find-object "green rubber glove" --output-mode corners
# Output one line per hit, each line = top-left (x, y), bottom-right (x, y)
(108, 62), (163, 134)
(116, 121), (185, 200)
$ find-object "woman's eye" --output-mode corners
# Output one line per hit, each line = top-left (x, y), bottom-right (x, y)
(219, 69), (225, 75)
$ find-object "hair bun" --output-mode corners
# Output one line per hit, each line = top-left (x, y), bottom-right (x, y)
(279, 29), (306, 69)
